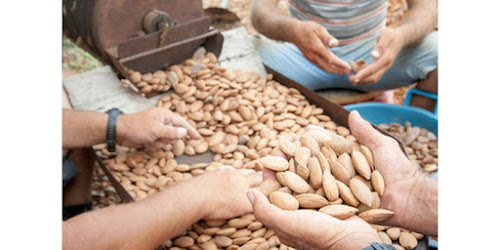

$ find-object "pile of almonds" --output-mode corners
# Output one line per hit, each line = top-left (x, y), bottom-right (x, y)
(258, 130), (394, 224)
(93, 49), (428, 249)
(372, 225), (424, 250)
(379, 122), (438, 175)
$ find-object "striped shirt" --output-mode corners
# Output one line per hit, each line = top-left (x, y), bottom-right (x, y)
(289, 0), (387, 45)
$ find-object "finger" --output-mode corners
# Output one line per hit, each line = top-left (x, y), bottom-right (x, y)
(310, 53), (350, 75)
(158, 125), (188, 140)
(145, 141), (161, 152)
(314, 25), (339, 48)
(247, 189), (291, 229)
(357, 65), (389, 85)
(348, 110), (397, 150)
(349, 56), (391, 84)
(315, 49), (351, 73)
(167, 113), (201, 139)
(271, 147), (288, 159)
(262, 168), (277, 182)
(372, 32), (393, 59)
(246, 171), (264, 187)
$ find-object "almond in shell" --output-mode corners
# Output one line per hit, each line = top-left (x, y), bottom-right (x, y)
(338, 153), (356, 178)
(336, 180), (360, 207)
(300, 136), (320, 156)
(349, 178), (373, 207)
(330, 160), (351, 185)
(358, 209), (395, 224)
(371, 170), (385, 196)
(278, 136), (296, 157)
(308, 156), (322, 189)
(319, 204), (358, 219)
(322, 169), (339, 201)
(360, 145), (374, 170)
(399, 232), (418, 249)
(294, 147), (311, 167)
(295, 193), (329, 208)
(258, 156), (289, 171)
(279, 171), (310, 194)
(352, 151), (372, 180)
(269, 191), (299, 211)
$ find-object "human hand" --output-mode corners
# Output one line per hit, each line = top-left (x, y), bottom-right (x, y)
(290, 20), (351, 74)
(194, 169), (263, 220)
(116, 107), (201, 151)
(349, 28), (404, 85)
(348, 111), (427, 228)
(248, 189), (381, 250)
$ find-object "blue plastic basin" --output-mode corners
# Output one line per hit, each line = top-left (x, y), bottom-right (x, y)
(344, 103), (438, 136)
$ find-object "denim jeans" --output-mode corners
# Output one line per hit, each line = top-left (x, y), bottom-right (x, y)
(257, 31), (438, 92)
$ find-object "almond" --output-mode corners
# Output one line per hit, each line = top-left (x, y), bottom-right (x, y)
(258, 156), (289, 171)
(269, 191), (299, 211)
(279, 171), (310, 194)
(371, 170), (385, 196)
(319, 204), (358, 219)
(386, 227), (401, 241)
(352, 151), (372, 180)
(323, 133), (353, 155)
(338, 153), (356, 178)
(228, 219), (253, 229)
(294, 147), (311, 167)
(174, 236), (195, 248)
(296, 162), (310, 181)
(278, 136), (296, 157)
(316, 151), (330, 172)
(300, 136), (320, 156)
(295, 193), (329, 208)
(336, 180), (360, 207)
(330, 161), (351, 185)
(360, 145), (374, 170)
(378, 232), (392, 245)
(358, 209), (395, 224)
(322, 169), (339, 201)
(308, 156), (322, 189)
(399, 232), (418, 249)
(349, 178), (373, 206)
(238, 105), (253, 121)
(258, 179), (282, 196)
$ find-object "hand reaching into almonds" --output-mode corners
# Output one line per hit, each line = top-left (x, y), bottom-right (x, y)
(290, 20), (352, 75)
(116, 107), (201, 151)
(248, 189), (381, 250)
(250, 110), (437, 250)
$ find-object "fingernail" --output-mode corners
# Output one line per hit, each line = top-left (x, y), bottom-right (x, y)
(371, 50), (380, 58)
(351, 110), (360, 117)
(247, 191), (255, 204)
(328, 38), (339, 47)
(176, 127), (187, 138)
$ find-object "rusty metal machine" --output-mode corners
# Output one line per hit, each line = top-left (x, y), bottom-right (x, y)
(63, 0), (223, 79)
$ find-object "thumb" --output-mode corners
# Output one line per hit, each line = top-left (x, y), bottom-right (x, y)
(348, 110), (396, 150)
(157, 125), (187, 140)
(247, 189), (286, 228)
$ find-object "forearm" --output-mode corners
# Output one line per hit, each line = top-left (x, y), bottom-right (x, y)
(382, 174), (438, 236)
(62, 109), (107, 149)
(63, 180), (207, 250)
(251, 0), (300, 43)
(395, 0), (438, 47)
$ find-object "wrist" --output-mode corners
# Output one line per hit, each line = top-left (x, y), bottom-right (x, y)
(285, 19), (305, 44)
(115, 114), (129, 145)
(392, 26), (409, 49)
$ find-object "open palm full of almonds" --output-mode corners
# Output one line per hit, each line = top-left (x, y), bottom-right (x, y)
(93, 48), (433, 250)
